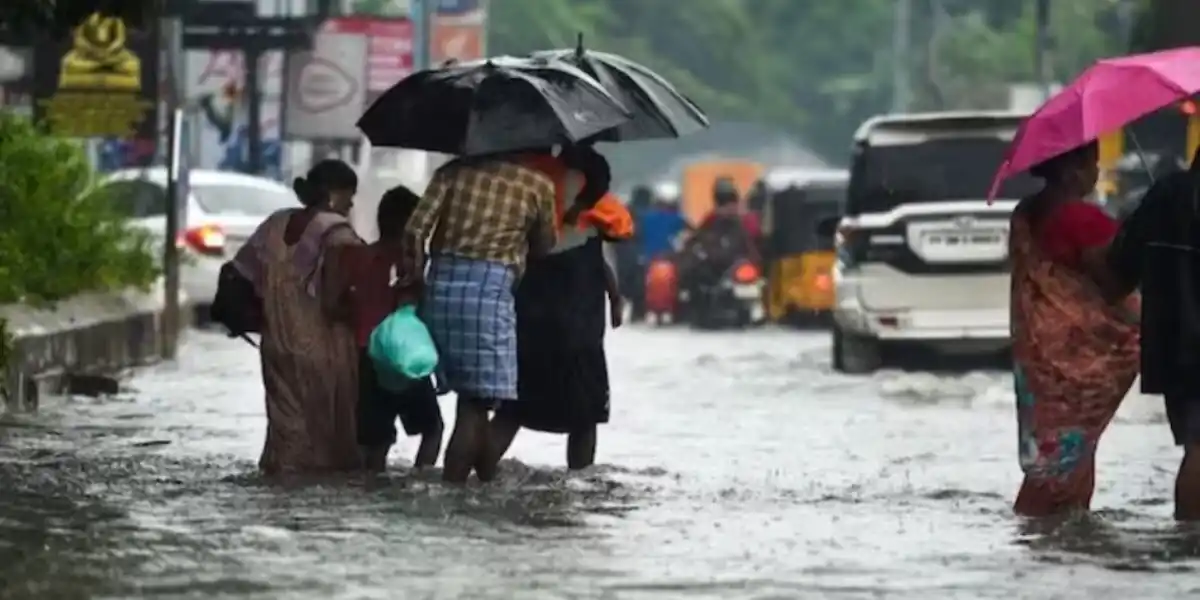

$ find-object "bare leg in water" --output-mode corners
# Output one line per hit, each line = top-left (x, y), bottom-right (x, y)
(1013, 457), (1096, 516)
(443, 398), (492, 483)
(1167, 398), (1200, 521)
(1176, 445), (1200, 520)
(567, 426), (597, 470)
(413, 423), (444, 469)
(477, 410), (522, 481)
(481, 417), (597, 473)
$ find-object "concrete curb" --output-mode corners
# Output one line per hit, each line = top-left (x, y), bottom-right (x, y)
(0, 279), (190, 412)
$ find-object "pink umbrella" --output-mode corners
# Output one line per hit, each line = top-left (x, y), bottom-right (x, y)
(988, 46), (1200, 200)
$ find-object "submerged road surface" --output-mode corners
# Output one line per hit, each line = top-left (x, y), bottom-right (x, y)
(0, 326), (1196, 599)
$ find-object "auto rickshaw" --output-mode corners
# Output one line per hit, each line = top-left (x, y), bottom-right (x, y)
(760, 168), (848, 326)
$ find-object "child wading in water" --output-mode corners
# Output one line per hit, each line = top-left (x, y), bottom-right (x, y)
(345, 186), (444, 471)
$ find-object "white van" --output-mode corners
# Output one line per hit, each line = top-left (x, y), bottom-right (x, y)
(829, 111), (1040, 373)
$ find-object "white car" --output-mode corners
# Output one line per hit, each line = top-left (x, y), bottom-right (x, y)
(829, 111), (1041, 373)
(100, 168), (302, 308)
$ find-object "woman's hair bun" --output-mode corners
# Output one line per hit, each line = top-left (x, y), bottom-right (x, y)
(293, 177), (314, 206)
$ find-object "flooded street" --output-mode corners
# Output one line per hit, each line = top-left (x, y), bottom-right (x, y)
(2, 326), (1198, 599)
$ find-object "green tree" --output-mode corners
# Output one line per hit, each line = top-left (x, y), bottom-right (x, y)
(0, 113), (157, 305)
(915, 0), (1127, 110)
(487, 0), (1127, 167)
(0, 112), (158, 383)
(1131, 0), (1199, 51)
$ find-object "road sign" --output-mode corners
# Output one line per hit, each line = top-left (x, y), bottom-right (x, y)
(294, 57), (357, 113)
(283, 19), (368, 140)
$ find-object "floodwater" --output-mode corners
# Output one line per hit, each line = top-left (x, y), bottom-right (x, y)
(1, 326), (1197, 599)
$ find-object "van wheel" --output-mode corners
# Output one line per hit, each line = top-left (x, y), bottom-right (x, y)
(832, 325), (881, 374)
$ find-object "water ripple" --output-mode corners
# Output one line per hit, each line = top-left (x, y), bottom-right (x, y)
(0, 327), (1193, 598)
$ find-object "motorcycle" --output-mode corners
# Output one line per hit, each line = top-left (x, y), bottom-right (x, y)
(679, 259), (764, 329)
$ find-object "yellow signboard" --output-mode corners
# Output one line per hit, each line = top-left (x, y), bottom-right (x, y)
(34, 13), (157, 139)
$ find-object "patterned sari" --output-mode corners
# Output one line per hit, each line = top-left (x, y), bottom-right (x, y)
(233, 209), (364, 475)
(1009, 200), (1140, 515)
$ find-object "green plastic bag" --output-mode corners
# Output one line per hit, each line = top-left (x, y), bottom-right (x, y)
(367, 305), (439, 392)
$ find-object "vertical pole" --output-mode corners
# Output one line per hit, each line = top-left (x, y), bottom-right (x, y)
(161, 14), (183, 359)
(1187, 111), (1200, 166)
(411, 0), (433, 72)
(891, 0), (911, 113)
(479, 0), (490, 55)
(411, 0), (435, 178)
(1034, 0), (1051, 98)
(1116, 0), (1136, 49)
(246, 46), (264, 174)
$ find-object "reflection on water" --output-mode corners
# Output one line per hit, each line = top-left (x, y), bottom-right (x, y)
(0, 327), (1197, 598)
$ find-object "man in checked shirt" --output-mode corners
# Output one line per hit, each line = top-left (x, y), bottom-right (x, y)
(405, 152), (558, 483)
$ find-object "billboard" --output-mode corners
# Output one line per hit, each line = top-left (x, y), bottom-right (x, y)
(283, 19), (371, 140)
(282, 17), (413, 141)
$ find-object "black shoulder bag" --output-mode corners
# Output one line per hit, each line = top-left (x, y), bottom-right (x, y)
(210, 261), (264, 345)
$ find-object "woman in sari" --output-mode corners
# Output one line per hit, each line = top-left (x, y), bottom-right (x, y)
(1009, 141), (1140, 516)
(232, 159), (364, 475)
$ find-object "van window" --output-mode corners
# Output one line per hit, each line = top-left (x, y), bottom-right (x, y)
(846, 136), (1040, 215)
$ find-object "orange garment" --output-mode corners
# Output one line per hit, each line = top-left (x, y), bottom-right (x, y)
(520, 154), (634, 241)
(583, 193), (634, 241)
(644, 257), (678, 314)
(520, 154), (573, 223)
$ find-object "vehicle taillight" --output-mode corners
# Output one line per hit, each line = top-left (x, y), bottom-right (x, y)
(732, 261), (760, 283)
(814, 272), (832, 291)
(177, 224), (226, 257)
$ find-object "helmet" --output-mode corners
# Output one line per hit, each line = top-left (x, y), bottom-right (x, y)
(653, 181), (680, 204)
(713, 177), (739, 206)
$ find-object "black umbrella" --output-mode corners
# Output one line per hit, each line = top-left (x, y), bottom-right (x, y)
(356, 55), (632, 156)
(530, 37), (709, 142)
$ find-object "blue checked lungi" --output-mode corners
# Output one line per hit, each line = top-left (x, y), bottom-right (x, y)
(422, 255), (519, 401)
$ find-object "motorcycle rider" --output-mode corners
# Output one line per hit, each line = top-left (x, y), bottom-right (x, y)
(627, 182), (687, 320)
(689, 177), (760, 262)
(676, 178), (760, 315)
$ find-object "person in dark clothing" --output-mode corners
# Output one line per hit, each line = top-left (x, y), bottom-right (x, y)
(345, 185), (444, 472)
(1104, 153), (1200, 520)
(487, 145), (631, 471)
(508, 231), (623, 469)
(677, 178), (759, 295)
